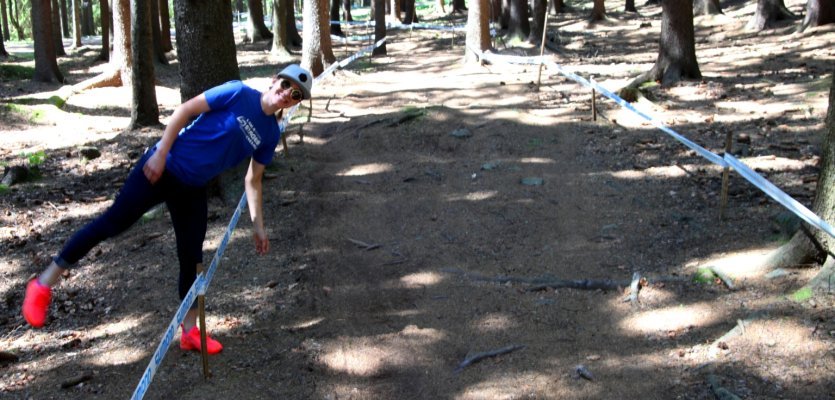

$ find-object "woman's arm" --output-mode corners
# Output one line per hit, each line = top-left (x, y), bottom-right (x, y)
(245, 158), (269, 255)
(143, 94), (211, 183)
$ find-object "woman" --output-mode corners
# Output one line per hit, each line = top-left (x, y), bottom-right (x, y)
(22, 64), (313, 355)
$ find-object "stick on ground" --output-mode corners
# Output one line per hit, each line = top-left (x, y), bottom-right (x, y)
(454, 344), (525, 373)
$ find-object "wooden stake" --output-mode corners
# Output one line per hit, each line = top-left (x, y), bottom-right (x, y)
(719, 130), (733, 220)
(196, 263), (210, 378)
(536, 0), (552, 89)
(591, 76), (597, 121)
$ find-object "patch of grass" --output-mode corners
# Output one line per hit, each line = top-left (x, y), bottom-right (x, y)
(790, 287), (813, 302)
(0, 184), (9, 195)
(0, 64), (34, 80)
(20, 150), (46, 167)
(693, 267), (715, 284)
(806, 75), (832, 98)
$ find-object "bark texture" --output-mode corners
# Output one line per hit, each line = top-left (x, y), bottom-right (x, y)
(505, 0), (530, 42)
(747, 0), (796, 30)
(173, 0), (240, 102)
(130, 0), (159, 128)
(75, 0), (130, 91)
(633, 0), (701, 87)
(32, 0), (65, 83)
(302, 0), (336, 76)
(465, 0), (490, 63)
(97, 0), (109, 61)
(270, 0), (293, 58)
(800, 0), (835, 31)
(372, 0), (387, 56)
(51, 0), (66, 56)
(247, 0), (273, 41)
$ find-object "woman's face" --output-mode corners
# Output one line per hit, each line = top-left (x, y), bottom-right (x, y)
(265, 77), (303, 110)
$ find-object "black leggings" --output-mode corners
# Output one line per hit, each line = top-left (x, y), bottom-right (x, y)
(54, 150), (208, 302)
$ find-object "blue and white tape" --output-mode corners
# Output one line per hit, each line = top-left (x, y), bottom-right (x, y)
(131, 37), (388, 400)
(474, 48), (834, 238)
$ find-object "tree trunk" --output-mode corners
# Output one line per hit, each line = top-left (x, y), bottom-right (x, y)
(270, 0), (293, 58)
(52, 0), (66, 56)
(1, 0), (9, 41)
(0, 22), (6, 56)
(59, 0), (69, 37)
(82, 0), (94, 35)
(372, 0), (386, 56)
(97, 0), (109, 61)
(693, 0), (723, 15)
(130, 0), (159, 129)
(330, 0), (344, 37)
(74, 0), (130, 91)
(173, 0), (239, 102)
(625, 0), (637, 12)
(633, 0), (701, 86)
(402, 0), (417, 24)
(551, 0), (566, 14)
(528, 0), (546, 44)
(451, 0), (466, 13)
(247, 0), (273, 41)
(500, 0), (509, 29)
(589, 0), (606, 21)
(149, 0), (168, 64)
(747, 0), (796, 30)
(302, 0), (335, 76)
(72, 0), (81, 47)
(505, 0), (530, 42)
(158, 0), (172, 52)
(286, 0), (302, 47)
(32, 0), (65, 83)
(465, 0), (490, 63)
(391, 0), (401, 21)
(800, 0), (835, 31)
(763, 64), (835, 290)
(343, 0), (353, 21)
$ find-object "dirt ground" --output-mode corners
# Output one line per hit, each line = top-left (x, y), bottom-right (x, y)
(2, 1), (835, 399)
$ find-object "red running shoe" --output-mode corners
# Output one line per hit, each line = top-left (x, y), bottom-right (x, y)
(22, 279), (52, 328)
(180, 325), (223, 355)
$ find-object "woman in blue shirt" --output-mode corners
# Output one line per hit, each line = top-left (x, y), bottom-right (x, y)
(23, 64), (313, 355)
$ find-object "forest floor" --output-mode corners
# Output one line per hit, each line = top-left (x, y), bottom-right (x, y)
(2, 1), (835, 399)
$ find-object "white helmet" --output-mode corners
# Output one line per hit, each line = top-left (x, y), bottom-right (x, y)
(277, 64), (313, 100)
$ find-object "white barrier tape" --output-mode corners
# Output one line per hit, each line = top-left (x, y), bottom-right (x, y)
(131, 275), (201, 400)
(724, 154), (835, 238)
(473, 48), (834, 238)
(131, 37), (388, 399)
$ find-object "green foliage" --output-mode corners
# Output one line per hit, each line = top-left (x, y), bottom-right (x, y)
(20, 150), (46, 167)
(790, 287), (813, 302)
(0, 64), (34, 80)
(693, 267), (715, 284)
(0, 184), (9, 195)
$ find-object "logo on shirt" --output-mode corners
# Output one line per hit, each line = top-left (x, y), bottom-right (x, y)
(237, 116), (261, 149)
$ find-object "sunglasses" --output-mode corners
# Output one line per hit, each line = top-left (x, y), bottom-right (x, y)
(280, 79), (303, 101)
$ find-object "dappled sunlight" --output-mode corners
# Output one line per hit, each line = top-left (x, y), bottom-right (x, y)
(519, 157), (555, 164)
(320, 325), (444, 376)
(606, 163), (722, 180)
(457, 371), (588, 399)
(471, 313), (516, 333)
(400, 271), (444, 288)
(336, 162), (394, 177)
(87, 343), (148, 366)
(445, 190), (498, 202)
(620, 302), (725, 334)
(283, 317), (325, 331)
(686, 247), (777, 279)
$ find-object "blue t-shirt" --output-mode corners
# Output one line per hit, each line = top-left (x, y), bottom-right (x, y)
(162, 81), (282, 186)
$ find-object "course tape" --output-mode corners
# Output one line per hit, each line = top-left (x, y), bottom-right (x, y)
(473, 48), (835, 238)
(131, 38), (388, 400)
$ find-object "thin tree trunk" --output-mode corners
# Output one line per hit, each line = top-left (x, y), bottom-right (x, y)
(270, 0), (293, 58)
(130, 0), (159, 128)
(0, 22), (7, 56)
(625, 0), (637, 12)
(302, 0), (335, 76)
(97, 0), (109, 61)
(149, 0), (168, 64)
(343, 0), (353, 21)
(286, 0), (302, 47)
(528, 0), (546, 44)
(465, 0), (490, 63)
(59, 0), (69, 37)
(589, 0), (606, 21)
(451, 0), (466, 13)
(32, 0), (65, 83)
(158, 0), (172, 52)
(372, 0), (386, 56)
(391, 0), (401, 21)
(247, 0), (273, 41)
(82, 0), (93, 35)
(72, 0), (81, 47)
(505, 0), (530, 42)
(74, 0), (129, 91)
(632, 0), (701, 86)
(1, 0), (9, 41)
(51, 0), (66, 56)
(693, 0), (723, 15)
(330, 0), (344, 37)
(747, 0), (796, 30)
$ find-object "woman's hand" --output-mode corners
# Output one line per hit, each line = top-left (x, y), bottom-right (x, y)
(143, 151), (166, 184)
(253, 225), (270, 255)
